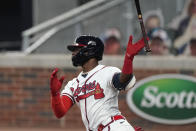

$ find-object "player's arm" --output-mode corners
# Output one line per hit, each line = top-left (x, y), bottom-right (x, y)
(50, 68), (74, 118)
(112, 36), (146, 91)
(51, 94), (73, 118)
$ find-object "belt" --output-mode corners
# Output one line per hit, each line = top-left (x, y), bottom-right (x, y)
(97, 115), (125, 131)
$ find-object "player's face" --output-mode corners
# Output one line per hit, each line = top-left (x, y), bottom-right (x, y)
(72, 47), (82, 56)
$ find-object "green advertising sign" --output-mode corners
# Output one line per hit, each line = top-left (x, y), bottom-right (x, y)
(126, 74), (196, 125)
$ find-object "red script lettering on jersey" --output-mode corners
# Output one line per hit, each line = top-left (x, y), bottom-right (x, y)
(73, 81), (105, 102)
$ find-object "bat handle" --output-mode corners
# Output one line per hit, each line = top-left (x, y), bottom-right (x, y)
(139, 18), (151, 53)
(143, 33), (151, 52)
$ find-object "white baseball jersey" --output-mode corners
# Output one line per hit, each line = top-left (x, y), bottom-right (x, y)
(61, 64), (133, 131)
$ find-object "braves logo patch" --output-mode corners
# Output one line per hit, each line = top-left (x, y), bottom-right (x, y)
(73, 81), (105, 102)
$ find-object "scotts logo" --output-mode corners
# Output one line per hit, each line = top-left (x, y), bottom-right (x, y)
(126, 74), (196, 125)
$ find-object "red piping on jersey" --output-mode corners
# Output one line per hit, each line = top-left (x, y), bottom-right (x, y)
(77, 66), (107, 130)
(108, 125), (110, 131)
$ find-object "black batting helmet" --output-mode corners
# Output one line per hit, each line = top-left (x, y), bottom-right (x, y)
(67, 35), (104, 66)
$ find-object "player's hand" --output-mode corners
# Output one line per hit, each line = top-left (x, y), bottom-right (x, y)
(122, 35), (148, 74)
(125, 35), (146, 59)
(50, 68), (65, 96)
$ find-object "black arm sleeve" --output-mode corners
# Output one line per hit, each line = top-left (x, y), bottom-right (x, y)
(112, 73), (134, 91)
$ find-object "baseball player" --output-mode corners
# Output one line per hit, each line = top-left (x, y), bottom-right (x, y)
(50, 35), (146, 131)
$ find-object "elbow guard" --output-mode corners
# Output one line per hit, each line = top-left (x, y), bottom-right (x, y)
(112, 73), (136, 91)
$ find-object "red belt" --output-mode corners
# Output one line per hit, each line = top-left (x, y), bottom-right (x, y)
(97, 115), (125, 131)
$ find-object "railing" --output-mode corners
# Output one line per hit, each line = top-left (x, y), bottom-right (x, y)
(22, 0), (126, 55)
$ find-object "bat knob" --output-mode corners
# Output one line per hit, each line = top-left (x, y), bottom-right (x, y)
(145, 48), (152, 54)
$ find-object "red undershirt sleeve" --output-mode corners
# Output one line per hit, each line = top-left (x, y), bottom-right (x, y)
(51, 94), (74, 118)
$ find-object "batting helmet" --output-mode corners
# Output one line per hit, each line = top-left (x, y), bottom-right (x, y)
(67, 35), (104, 66)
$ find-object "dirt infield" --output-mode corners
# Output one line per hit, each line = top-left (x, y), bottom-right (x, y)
(0, 127), (85, 131)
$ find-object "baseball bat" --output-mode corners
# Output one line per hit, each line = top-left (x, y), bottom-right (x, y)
(134, 0), (151, 52)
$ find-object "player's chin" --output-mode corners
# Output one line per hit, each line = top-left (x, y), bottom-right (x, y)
(71, 56), (80, 67)
(71, 58), (77, 67)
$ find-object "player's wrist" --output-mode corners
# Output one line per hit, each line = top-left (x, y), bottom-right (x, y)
(122, 56), (133, 74)
(51, 91), (60, 97)
(51, 93), (62, 105)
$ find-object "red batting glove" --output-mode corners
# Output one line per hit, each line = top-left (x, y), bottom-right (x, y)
(50, 68), (65, 97)
(122, 36), (146, 74)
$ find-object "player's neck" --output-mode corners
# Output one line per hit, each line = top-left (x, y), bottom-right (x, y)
(82, 58), (98, 73)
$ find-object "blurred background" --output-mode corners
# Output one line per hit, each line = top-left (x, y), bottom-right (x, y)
(0, 0), (196, 131)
